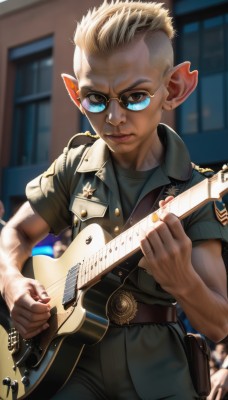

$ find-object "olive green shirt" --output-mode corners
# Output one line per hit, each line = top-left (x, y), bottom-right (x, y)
(26, 123), (228, 306)
(26, 123), (228, 399)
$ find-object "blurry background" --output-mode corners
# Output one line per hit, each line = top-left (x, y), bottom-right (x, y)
(0, 0), (227, 222)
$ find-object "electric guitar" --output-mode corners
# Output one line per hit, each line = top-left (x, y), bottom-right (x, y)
(0, 166), (227, 400)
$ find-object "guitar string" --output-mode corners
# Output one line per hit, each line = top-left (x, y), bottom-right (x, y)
(35, 207), (167, 309)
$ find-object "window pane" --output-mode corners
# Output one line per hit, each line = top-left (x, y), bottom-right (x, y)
(16, 62), (38, 97)
(35, 101), (51, 162)
(225, 14), (228, 67)
(15, 56), (53, 97)
(14, 104), (36, 165)
(12, 53), (52, 166)
(201, 74), (224, 131)
(37, 58), (53, 94)
(202, 16), (224, 73)
(180, 89), (198, 134)
(181, 22), (199, 70)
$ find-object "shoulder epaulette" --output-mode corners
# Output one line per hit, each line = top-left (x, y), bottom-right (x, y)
(192, 163), (214, 177)
(67, 131), (100, 149)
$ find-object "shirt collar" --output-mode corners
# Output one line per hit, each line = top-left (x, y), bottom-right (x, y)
(77, 123), (192, 181)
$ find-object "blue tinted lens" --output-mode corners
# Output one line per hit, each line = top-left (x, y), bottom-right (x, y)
(123, 92), (151, 111)
(126, 97), (151, 111)
(81, 94), (107, 113)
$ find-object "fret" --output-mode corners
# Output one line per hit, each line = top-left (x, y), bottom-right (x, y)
(169, 179), (210, 219)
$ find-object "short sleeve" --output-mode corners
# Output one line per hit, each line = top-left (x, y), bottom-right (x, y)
(26, 145), (86, 235)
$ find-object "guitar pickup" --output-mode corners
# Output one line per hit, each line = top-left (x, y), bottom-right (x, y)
(62, 263), (80, 308)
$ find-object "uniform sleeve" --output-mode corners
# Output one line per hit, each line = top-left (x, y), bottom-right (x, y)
(26, 146), (84, 235)
(184, 201), (228, 244)
(183, 170), (228, 245)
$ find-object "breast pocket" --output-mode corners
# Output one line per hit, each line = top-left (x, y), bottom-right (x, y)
(70, 196), (108, 237)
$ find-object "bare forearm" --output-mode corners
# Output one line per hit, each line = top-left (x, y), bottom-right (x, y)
(0, 202), (50, 296)
(176, 271), (228, 343)
(0, 225), (34, 294)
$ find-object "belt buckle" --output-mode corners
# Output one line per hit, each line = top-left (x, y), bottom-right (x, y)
(108, 290), (137, 325)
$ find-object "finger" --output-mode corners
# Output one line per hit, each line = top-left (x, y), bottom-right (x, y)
(159, 195), (174, 208)
(14, 314), (50, 331)
(34, 283), (51, 303)
(14, 320), (49, 339)
(13, 306), (51, 323)
(159, 211), (185, 240)
(140, 235), (155, 258)
(21, 292), (51, 313)
(29, 282), (51, 303)
(215, 387), (223, 400)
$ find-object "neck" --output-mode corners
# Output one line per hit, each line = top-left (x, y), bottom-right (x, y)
(112, 133), (164, 171)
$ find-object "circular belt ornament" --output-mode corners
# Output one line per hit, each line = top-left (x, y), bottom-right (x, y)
(108, 290), (138, 325)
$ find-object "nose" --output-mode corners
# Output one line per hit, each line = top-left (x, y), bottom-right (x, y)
(106, 99), (126, 126)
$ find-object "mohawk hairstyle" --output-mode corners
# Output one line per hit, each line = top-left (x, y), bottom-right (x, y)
(74, 0), (175, 54)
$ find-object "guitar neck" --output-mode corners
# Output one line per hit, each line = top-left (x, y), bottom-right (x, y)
(77, 171), (227, 289)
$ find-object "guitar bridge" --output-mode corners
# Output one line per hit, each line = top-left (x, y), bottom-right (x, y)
(8, 328), (20, 354)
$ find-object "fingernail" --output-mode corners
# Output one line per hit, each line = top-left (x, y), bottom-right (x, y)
(151, 212), (159, 223)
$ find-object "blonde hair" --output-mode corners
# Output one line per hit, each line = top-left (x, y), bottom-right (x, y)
(74, 0), (175, 54)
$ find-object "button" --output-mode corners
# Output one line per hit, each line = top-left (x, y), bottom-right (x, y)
(73, 216), (78, 226)
(114, 208), (120, 217)
(81, 209), (87, 218)
(114, 226), (120, 235)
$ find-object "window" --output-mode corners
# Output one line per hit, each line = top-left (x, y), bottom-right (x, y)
(174, 1), (228, 165)
(177, 14), (228, 136)
(9, 37), (53, 166)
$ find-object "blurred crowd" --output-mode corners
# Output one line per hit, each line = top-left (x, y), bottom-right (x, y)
(0, 200), (5, 228)
(208, 343), (228, 399)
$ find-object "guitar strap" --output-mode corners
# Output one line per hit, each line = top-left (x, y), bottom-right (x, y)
(111, 177), (190, 282)
(123, 177), (190, 230)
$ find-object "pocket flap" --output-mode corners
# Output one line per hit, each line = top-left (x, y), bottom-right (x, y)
(70, 196), (108, 221)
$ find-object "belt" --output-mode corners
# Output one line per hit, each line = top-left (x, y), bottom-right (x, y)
(108, 290), (177, 326)
(129, 302), (177, 325)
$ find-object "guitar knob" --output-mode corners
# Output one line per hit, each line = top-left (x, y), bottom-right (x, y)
(11, 380), (18, 392)
(21, 375), (30, 386)
(2, 377), (11, 386)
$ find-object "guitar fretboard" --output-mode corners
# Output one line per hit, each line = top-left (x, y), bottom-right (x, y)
(75, 170), (227, 289)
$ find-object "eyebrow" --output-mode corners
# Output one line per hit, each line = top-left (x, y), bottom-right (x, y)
(80, 78), (153, 95)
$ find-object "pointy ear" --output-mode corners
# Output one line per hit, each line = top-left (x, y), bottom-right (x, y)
(61, 73), (83, 111)
(163, 62), (198, 111)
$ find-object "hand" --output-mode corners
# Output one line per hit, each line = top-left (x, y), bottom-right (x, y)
(4, 274), (51, 339)
(139, 199), (193, 296)
(207, 369), (228, 400)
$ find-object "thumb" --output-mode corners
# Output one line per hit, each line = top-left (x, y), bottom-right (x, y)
(31, 282), (51, 303)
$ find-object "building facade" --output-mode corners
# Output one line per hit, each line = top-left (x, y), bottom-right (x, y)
(0, 0), (227, 220)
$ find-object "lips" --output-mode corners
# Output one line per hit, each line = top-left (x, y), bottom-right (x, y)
(105, 133), (132, 143)
(105, 132), (128, 136)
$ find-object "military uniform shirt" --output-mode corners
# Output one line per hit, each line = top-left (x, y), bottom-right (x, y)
(26, 124), (228, 399)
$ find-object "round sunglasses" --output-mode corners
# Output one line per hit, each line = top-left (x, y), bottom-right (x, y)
(77, 85), (162, 113)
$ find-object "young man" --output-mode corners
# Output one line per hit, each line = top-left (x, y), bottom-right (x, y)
(0, 1), (228, 399)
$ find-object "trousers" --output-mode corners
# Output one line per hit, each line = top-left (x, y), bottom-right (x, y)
(51, 325), (199, 400)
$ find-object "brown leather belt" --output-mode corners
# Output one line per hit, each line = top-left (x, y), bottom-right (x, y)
(108, 290), (177, 326)
(129, 302), (177, 325)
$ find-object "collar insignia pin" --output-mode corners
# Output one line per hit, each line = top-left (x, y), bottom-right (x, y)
(165, 185), (179, 197)
(83, 182), (96, 198)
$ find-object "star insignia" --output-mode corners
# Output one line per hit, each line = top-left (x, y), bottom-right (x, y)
(164, 185), (179, 197)
(82, 182), (96, 198)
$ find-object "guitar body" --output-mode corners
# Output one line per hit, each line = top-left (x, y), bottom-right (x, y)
(0, 224), (120, 400)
